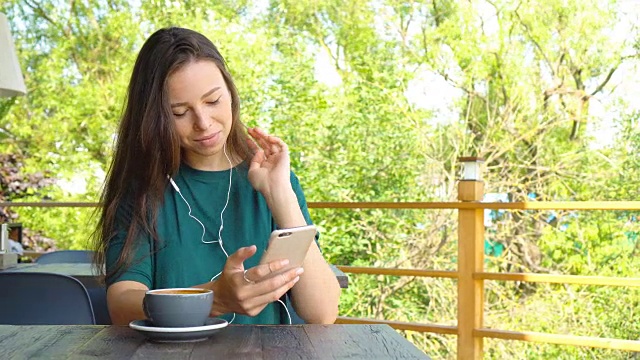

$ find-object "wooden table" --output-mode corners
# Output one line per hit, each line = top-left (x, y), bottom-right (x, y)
(0, 324), (429, 359)
(1, 263), (349, 289)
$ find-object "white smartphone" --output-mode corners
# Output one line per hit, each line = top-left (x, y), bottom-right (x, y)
(259, 224), (317, 276)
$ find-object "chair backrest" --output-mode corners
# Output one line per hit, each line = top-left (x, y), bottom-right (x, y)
(87, 286), (112, 325)
(35, 250), (94, 264)
(0, 272), (96, 325)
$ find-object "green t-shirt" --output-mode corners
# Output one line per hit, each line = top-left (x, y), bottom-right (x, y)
(105, 162), (316, 324)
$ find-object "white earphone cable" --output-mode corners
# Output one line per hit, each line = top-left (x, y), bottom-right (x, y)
(173, 188), (207, 243)
(169, 143), (291, 324)
(201, 144), (232, 253)
(278, 299), (292, 324)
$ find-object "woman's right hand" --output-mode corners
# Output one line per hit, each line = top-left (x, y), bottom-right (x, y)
(209, 245), (303, 317)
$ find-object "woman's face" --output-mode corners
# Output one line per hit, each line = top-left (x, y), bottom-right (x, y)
(167, 60), (233, 171)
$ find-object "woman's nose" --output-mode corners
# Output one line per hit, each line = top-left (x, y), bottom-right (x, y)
(192, 108), (210, 130)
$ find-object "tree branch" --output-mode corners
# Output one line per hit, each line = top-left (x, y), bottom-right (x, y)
(590, 65), (618, 97)
(23, 0), (55, 27)
(513, 8), (554, 77)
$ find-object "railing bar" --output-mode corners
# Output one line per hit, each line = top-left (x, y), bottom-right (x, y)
(333, 318), (640, 351)
(310, 202), (640, 210)
(310, 202), (472, 209)
(474, 328), (640, 351)
(2, 201), (640, 210)
(336, 316), (458, 335)
(0, 202), (100, 207)
(337, 266), (458, 279)
(475, 272), (640, 287)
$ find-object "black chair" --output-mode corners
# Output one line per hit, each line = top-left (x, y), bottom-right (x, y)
(33, 250), (111, 324)
(0, 272), (96, 325)
(35, 250), (93, 264)
(87, 287), (112, 325)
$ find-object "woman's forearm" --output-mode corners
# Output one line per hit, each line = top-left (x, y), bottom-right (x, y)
(264, 186), (307, 228)
(264, 187), (341, 323)
(107, 283), (148, 325)
(290, 242), (341, 323)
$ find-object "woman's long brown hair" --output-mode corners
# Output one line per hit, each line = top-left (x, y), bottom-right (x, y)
(91, 27), (251, 285)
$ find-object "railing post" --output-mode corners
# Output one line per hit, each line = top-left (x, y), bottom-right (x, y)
(457, 157), (485, 360)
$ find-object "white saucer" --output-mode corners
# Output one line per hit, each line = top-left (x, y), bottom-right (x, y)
(129, 317), (228, 343)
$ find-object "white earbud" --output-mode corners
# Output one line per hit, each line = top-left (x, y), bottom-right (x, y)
(167, 175), (180, 192)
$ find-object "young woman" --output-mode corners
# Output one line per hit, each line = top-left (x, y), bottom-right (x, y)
(92, 27), (340, 325)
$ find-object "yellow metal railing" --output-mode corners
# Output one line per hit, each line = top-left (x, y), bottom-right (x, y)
(3, 197), (640, 358)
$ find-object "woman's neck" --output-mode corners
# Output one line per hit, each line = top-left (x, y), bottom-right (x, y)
(183, 153), (240, 171)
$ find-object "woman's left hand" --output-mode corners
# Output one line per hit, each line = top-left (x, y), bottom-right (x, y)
(246, 127), (291, 198)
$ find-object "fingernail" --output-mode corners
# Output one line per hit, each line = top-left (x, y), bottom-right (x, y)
(280, 259), (289, 266)
(296, 267), (304, 275)
(293, 276), (300, 283)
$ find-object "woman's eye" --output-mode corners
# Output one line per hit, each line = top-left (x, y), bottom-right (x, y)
(173, 112), (187, 117)
(207, 96), (222, 105)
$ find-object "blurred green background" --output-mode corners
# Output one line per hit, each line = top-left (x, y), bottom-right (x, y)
(1, 0), (639, 358)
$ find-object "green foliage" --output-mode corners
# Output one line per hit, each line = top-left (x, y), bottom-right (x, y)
(1, 0), (639, 358)
(484, 284), (640, 359)
(540, 211), (639, 275)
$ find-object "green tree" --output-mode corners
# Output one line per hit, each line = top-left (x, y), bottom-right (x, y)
(2, 1), (639, 358)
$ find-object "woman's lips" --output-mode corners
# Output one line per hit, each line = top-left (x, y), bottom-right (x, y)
(195, 131), (221, 147)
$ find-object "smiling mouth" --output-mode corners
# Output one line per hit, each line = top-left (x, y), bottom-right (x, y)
(195, 131), (220, 142)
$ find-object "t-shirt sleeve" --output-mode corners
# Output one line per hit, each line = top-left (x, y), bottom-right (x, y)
(290, 171), (320, 245)
(105, 202), (154, 288)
